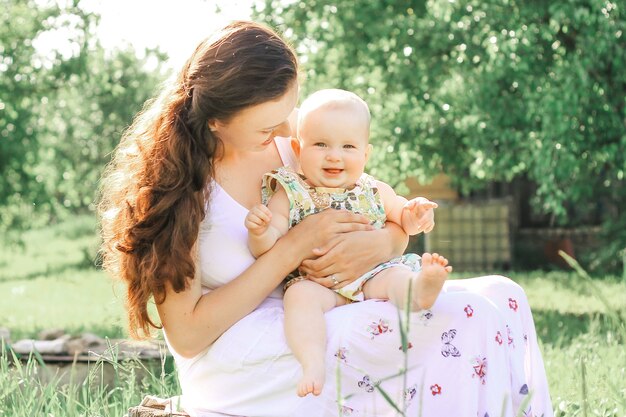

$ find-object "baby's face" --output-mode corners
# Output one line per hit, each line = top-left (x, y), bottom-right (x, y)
(298, 104), (371, 189)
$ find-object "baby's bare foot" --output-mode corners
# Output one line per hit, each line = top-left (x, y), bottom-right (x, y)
(412, 253), (452, 310)
(297, 364), (325, 397)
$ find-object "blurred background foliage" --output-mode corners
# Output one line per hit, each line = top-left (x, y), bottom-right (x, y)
(0, 0), (624, 272)
(0, 0), (166, 239)
(254, 0), (626, 272)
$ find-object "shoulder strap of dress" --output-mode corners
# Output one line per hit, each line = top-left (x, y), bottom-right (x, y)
(359, 172), (386, 211)
(261, 166), (308, 207)
(273, 136), (300, 170)
(358, 172), (377, 188)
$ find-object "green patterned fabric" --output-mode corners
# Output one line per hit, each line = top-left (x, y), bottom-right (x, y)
(261, 166), (387, 229)
(261, 166), (421, 301)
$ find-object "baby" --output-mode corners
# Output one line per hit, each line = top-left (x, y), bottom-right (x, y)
(245, 89), (452, 397)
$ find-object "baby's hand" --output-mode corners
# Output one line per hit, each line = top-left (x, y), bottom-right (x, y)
(245, 204), (272, 235)
(403, 197), (438, 234)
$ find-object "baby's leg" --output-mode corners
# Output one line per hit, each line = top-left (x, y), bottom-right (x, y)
(283, 279), (347, 397)
(363, 253), (451, 311)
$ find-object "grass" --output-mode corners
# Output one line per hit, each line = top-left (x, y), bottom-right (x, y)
(0, 343), (181, 416)
(0, 216), (128, 340)
(0, 215), (625, 416)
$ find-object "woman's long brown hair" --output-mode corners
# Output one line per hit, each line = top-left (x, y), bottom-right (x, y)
(98, 21), (298, 338)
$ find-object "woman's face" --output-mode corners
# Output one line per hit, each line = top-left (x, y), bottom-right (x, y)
(210, 82), (299, 154)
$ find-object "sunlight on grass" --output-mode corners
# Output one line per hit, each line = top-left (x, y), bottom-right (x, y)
(0, 215), (130, 339)
(512, 271), (626, 316)
(0, 268), (128, 340)
(0, 215), (98, 282)
(0, 216), (624, 416)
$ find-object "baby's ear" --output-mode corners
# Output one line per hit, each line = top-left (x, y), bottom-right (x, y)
(290, 137), (301, 157)
(365, 143), (373, 162)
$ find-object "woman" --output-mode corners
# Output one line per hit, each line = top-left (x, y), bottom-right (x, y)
(99, 21), (553, 417)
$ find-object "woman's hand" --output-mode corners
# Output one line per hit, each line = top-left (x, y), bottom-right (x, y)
(299, 222), (408, 289)
(286, 209), (374, 261)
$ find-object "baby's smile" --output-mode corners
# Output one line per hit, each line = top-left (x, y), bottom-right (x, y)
(323, 168), (344, 175)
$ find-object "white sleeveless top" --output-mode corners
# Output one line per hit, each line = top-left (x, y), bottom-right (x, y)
(197, 136), (298, 299)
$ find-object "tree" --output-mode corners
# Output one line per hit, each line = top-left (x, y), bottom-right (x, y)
(255, 0), (626, 271)
(0, 0), (166, 236)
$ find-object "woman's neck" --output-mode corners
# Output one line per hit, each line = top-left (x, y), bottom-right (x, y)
(214, 141), (282, 192)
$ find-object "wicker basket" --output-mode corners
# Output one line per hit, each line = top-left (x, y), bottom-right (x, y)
(124, 396), (189, 417)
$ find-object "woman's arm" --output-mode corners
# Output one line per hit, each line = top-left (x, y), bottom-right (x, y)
(157, 209), (372, 358)
(299, 221), (409, 289)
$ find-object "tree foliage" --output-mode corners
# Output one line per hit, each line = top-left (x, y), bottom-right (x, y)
(0, 0), (166, 236)
(256, 0), (626, 269)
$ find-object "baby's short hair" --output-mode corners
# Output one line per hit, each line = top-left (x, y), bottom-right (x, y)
(297, 89), (370, 135)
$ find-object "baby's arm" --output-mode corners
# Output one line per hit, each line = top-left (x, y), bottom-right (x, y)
(245, 187), (291, 258)
(376, 180), (437, 236)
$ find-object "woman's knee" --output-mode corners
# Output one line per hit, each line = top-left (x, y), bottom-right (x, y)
(480, 274), (515, 285)
(429, 290), (502, 326)
(450, 274), (527, 300)
(480, 275), (527, 299)
(437, 290), (496, 312)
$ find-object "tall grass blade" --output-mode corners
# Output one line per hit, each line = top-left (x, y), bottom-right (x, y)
(375, 383), (405, 416)
(560, 250), (626, 410)
(559, 251), (625, 333)
(580, 356), (588, 417)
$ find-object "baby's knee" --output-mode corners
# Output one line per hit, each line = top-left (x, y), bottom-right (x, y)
(285, 279), (342, 312)
(284, 279), (321, 302)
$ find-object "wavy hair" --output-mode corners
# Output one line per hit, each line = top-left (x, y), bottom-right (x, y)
(98, 21), (298, 338)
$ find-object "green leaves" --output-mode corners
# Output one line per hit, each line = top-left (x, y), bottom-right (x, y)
(0, 0), (166, 234)
(256, 0), (626, 270)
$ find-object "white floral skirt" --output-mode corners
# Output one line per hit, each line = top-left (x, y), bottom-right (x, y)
(172, 275), (553, 417)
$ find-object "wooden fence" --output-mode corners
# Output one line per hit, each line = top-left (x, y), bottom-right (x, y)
(422, 199), (512, 272)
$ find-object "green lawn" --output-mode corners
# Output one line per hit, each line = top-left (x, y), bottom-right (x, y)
(0, 216), (128, 340)
(0, 215), (625, 416)
(509, 272), (626, 416)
